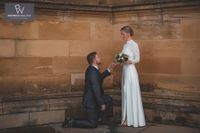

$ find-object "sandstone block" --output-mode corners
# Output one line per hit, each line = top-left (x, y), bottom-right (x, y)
(29, 110), (65, 125)
(16, 40), (69, 57)
(39, 21), (90, 40)
(0, 39), (15, 57)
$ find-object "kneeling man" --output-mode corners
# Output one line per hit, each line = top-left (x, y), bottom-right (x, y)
(63, 51), (116, 128)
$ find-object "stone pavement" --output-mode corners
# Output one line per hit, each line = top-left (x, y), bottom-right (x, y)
(0, 123), (199, 133)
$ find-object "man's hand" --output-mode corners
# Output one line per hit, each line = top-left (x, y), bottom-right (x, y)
(100, 104), (106, 111)
(108, 63), (117, 71)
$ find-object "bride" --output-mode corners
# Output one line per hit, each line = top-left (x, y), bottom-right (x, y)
(120, 26), (146, 127)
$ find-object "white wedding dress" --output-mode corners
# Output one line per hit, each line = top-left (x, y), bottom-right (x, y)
(121, 40), (146, 127)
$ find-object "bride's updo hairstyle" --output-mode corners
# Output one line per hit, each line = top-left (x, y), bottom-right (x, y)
(120, 25), (134, 36)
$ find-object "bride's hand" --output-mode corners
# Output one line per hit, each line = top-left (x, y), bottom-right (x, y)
(124, 60), (132, 64)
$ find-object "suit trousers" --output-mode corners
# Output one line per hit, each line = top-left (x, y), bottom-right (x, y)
(72, 108), (98, 128)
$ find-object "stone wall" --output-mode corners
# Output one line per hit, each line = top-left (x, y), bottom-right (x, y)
(0, 9), (114, 95)
(0, 0), (199, 129)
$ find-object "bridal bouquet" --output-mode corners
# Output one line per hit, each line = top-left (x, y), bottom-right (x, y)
(115, 53), (129, 63)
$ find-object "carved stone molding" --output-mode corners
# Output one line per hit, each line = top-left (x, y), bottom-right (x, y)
(0, 0), (199, 12)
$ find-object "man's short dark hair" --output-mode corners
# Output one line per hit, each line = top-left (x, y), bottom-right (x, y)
(87, 51), (97, 65)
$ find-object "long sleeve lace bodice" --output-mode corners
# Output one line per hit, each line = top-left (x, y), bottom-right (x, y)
(122, 40), (140, 64)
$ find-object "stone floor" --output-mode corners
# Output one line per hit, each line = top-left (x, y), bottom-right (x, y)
(0, 123), (199, 133)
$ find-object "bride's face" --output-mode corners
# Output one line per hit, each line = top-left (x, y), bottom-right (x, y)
(120, 31), (130, 41)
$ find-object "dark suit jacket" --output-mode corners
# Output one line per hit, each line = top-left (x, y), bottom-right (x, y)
(83, 65), (111, 109)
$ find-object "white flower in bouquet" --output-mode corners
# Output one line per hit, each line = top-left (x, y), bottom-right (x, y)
(115, 53), (129, 63)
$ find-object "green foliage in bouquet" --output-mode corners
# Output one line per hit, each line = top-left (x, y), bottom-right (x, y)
(115, 53), (129, 63)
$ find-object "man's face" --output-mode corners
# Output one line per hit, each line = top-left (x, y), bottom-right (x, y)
(93, 54), (101, 65)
